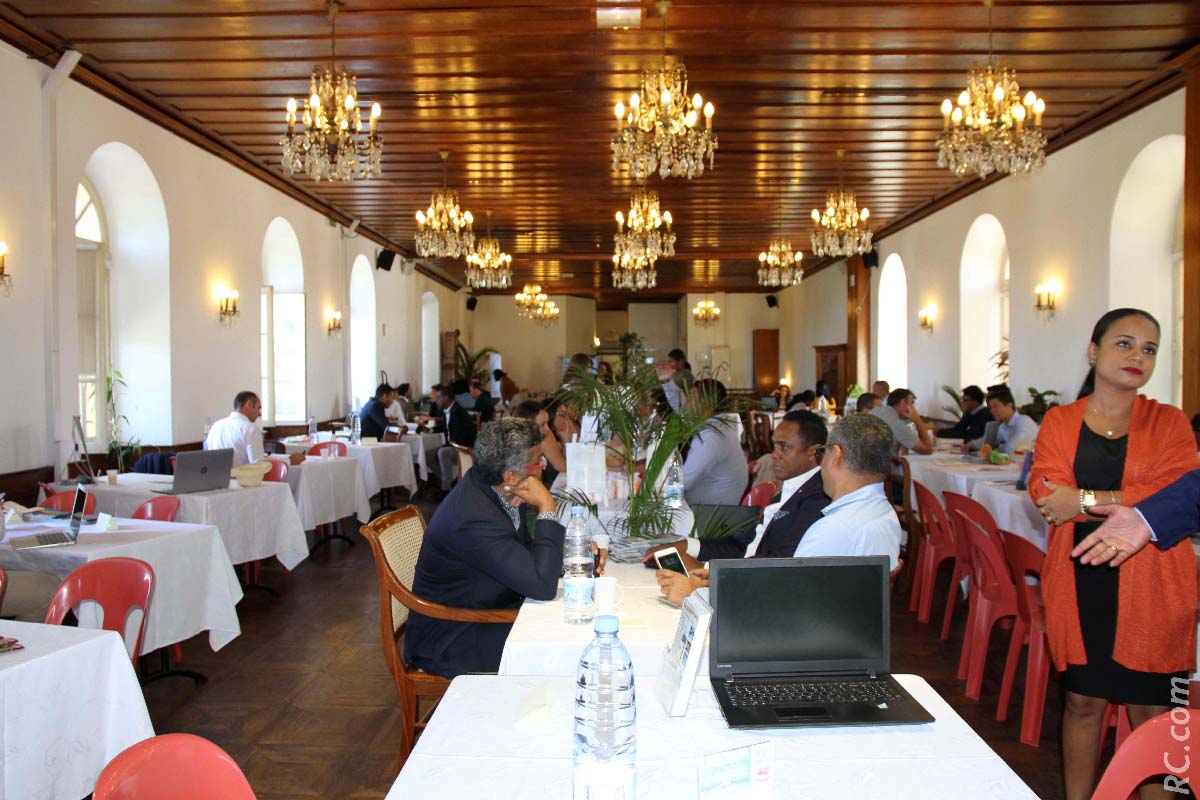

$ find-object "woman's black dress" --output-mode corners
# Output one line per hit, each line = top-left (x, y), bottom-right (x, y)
(1064, 423), (1185, 705)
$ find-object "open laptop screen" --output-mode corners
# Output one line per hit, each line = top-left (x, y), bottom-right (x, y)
(68, 486), (88, 537)
(710, 557), (889, 676)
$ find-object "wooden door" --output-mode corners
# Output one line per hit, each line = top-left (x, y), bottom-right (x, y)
(814, 344), (848, 406)
(752, 329), (780, 394)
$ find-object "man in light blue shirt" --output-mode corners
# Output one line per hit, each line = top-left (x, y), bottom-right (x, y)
(966, 384), (1039, 455)
(794, 413), (902, 571)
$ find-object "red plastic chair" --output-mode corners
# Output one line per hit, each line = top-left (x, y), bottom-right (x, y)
(170, 456), (177, 473)
(306, 441), (347, 458)
(937, 493), (975, 644)
(741, 481), (776, 510)
(42, 490), (97, 515)
(955, 514), (1019, 698)
(39, 481), (59, 500)
(263, 459), (289, 482)
(945, 490), (1006, 566)
(131, 496), (181, 523)
(0, 564), (7, 615)
(997, 531), (1052, 746)
(911, 481), (958, 623)
(1091, 709), (1197, 800)
(93, 733), (256, 800)
(44, 557), (155, 665)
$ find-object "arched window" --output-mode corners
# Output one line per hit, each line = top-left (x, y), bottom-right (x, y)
(421, 291), (440, 395)
(959, 214), (1009, 388)
(349, 256), (377, 409)
(261, 217), (306, 424)
(75, 179), (108, 446)
(876, 254), (908, 389)
(1110, 134), (1184, 404)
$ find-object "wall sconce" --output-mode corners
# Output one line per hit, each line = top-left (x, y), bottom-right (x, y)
(1034, 280), (1061, 319)
(593, 336), (601, 348)
(0, 242), (10, 296)
(918, 304), (936, 333)
(326, 309), (343, 337)
(216, 287), (240, 326)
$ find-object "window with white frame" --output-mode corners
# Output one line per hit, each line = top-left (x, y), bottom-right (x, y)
(75, 180), (108, 448)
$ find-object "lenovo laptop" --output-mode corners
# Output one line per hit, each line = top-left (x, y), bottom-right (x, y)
(152, 449), (233, 495)
(10, 485), (89, 550)
(708, 556), (934, 728)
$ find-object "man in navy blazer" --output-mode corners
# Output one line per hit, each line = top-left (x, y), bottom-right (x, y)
(405, 418), (565, 679)
(1071, 468), (1200, 566)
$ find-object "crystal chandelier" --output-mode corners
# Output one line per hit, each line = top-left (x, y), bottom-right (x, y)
(758, 196), (803, 288)
(465, 210), (512, 289)
(415, 150), (475, 258)
(280, 1), (381, 183)
(611, 1), (716, 180)
(810, 188), (872, 257)
(514, 285), (558, 326)
(612, 188), (674, 291)
(936, 0), (1046, 179)
(691, 298), (720, 327)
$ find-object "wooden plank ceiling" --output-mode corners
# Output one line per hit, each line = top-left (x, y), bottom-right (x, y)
(3, 1), (1198, 308)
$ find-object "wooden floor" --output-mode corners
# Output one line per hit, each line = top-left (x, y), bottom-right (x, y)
(143, 498), (1067, 800)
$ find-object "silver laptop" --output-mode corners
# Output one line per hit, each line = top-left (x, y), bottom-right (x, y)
(10, 486), (89, 550)
(153, 448), (234, 495)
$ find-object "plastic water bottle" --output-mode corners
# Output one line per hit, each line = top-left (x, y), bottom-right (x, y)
(307, 415), (318, 440)
(816, 394), (830, 419)
(563, 506), (595, 625)
(573, 615), (636, 800)
(202, 416), (212, 441)
(351, 413), (362, 445)
(664, 450), (684, 509)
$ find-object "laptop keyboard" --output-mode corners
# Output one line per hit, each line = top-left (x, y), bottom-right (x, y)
(727, 679), (905, 707)
(31, 532), (71, 547)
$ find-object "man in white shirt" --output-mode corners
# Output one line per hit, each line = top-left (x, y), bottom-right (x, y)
(205, 391), (266, 468)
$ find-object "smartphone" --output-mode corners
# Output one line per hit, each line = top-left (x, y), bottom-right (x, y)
(653, 547), (689, 576)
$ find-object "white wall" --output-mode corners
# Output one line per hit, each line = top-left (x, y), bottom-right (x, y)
(471, 294), (580, 394)
(595, 310), (627, 347)
(680, 293), (779, 388)
(873, 90), (1185, 417)
(779, 264), (848, 393)
(627, 302), (679, 361)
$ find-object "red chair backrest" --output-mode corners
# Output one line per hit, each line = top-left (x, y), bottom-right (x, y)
(44, 557), (155, 664)
(263, 459), (289, 482)
(169, 456), (177, 473)
(913, 480), (954, 551)
(958, 514), (1017, 607)
(93, 733), (257, 800)
(944, 491), (1004, 555)
(306, 441), (347, 457)
(741, 481), (776, 510)
(0, 564), (7, 614)
(43, 491), (97, 515)
(1091, 708), (1197, 799)
(1002, 530), (1046, 625)
(131, 496), (181, 523)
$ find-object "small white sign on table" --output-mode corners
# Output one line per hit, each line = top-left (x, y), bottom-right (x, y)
(566, 442), (608, 503)
(656, 589), (712, 717)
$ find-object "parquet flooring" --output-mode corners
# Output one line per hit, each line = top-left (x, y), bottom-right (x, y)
(143, 499), (1067, 800)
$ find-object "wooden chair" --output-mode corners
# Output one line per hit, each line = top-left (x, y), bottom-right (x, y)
(748, 411), (773, 459)
(452, 444), (474, 481)
(889, 559), (904, 591)
(359, 507), (517, 770)
(383, 428), (404, 443)
(891, 457), (922, 594)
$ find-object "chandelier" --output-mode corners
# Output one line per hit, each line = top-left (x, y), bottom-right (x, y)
(758, 196), (803, 287)
(415, 150), (474, 258)
(936, 0), (1046, 179)
(465, 210), (512, 289)
(280, 0), (381, 183)
(611, 1), (716, 180)
(514, 285), (559, 326)
(691, 298), (720, 327)
(811, 188), (872, 257)
(612, 188), (674, 291)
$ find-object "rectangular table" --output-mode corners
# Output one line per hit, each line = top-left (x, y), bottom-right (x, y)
(407, 431), (446, 481)
(0, 620), (155, 800)
(499, 563), (681, 678)
(905, 454), (1022, 506)
(971, 480), (1049, 551)
(281, 440), (417, 498)
(63, 474), (309, 570)
(285, 456), (372, 530)
(1, 517), (243, 652)
(386, 674), (1038, 799)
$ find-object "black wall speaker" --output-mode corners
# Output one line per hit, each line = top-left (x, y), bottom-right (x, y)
(862, 250), (880, 269)
(466, 296), (478, 312)
(375, 249), (396, 271)
(766, 294), (779, 308)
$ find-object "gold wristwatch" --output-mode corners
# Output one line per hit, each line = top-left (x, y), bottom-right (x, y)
(1079, 489), (1097, 516)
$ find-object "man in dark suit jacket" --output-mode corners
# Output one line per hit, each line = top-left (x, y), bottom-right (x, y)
(359, 383), (395, 440)
(421, 381), (478, 492)
(1072, 469), (1200, 566)
(405, 418), (565, 679)
(935, 385), (994, 440)
(647, 410), (831, 567)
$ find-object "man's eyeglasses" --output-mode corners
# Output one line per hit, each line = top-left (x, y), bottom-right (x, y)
(812, 445), (829, 461)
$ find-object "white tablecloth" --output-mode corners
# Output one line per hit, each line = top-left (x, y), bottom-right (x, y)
(346, 442), (417, 497)
(905, 454), (1022, 505)
(386, 673), (1037, 799)
(0, 620), (155, 800)
(498, 563), (683, 678)
(971, 481), (1049, 552)
(286, 456), (372, 530)
(68, 475), (309, 570)
(1, 518), (243, 653)
(408, 432), (445, 481)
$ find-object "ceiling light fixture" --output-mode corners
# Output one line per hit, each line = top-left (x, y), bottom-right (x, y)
(810, 150), (872, 258)
(465, 209), (512, 289)
(415, 150), (475, 258)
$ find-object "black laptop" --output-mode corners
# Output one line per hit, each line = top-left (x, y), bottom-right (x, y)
(708, 556), (934, 728)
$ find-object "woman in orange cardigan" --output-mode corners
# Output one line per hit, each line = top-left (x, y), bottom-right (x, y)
(1031, 308), (1199, 800)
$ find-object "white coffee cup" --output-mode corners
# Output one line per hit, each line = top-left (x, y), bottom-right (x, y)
(594, 576), (624, 614)
(106, 469), (119, 485)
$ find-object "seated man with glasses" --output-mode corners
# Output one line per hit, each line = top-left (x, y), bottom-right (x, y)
(406, 417), (571, 679)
